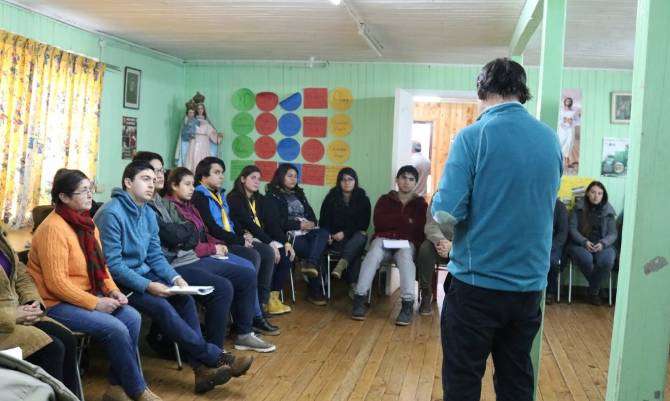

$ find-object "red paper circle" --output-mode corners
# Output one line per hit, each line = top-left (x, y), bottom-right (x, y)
(255, 112), (277, 135)
(301, 139), (325, 163)
(256, 92), (279, 112)
(255, 136), (277, 159)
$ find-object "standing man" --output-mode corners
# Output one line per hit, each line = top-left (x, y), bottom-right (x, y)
(411, 141), (431, 197)
(433, 58), (562, 401)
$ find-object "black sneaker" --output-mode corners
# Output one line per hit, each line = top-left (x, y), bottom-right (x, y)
(351, 294), (367, 320)
(306, 291), (327, 306)
(218, 351), (253, 377)
(545, 293), (556, 305)
(396, 300), (414, 326)
(588, 294), (603, 306)
(252, 316), (280, 336)
(419, 291), (433, 315)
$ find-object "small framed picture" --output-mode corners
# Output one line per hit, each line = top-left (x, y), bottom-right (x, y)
(123, 67), (141, 110)
(610, 92), (631, 124)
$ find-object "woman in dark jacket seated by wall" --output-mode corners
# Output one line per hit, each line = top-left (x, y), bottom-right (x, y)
(566, 181), (618, 305)
(263, 164), (330, 306)
(319, 167), (371, 287)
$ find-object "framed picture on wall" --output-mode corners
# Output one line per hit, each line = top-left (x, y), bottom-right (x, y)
(610, 92), (631, 124)
(123, 67), (141, 109)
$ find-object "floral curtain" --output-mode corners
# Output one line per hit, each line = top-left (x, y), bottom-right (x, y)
(0, 30), (105, 228)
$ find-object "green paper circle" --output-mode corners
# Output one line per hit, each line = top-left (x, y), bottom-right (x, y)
(232, 135), (254, 158)
(232, 88), (255, 111)
(232, 112), (254, 135)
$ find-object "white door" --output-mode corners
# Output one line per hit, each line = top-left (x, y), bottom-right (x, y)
(392, 88), (414, 188)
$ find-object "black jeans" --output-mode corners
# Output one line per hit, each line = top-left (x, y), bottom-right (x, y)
(27, 320), (79, 397)
(329, 231), (368, 284)
(441, 278), (542, 401)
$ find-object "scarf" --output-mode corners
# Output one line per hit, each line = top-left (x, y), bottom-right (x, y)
(55, 205), (109, 293)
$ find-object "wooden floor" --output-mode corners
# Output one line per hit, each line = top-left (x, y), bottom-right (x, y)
(77, 280), (670, 401)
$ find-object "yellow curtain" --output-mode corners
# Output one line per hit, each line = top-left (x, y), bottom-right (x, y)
(0, 30), (105, 228)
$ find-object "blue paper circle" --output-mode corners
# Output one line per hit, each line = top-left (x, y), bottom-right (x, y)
(278, 113), (301, 136)
(279, 92), (302, 111)
(277, 138), (301, 161)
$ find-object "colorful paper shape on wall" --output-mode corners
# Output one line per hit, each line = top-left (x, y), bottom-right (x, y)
(256, 92), (278, 112)
(304, 88), (328, 109)
(255, 160), (278, 182)
(231, 160), (253, 181)
(278, 113), (301, 136)
(255, 136), (277, 159)
(301, 139), (325, 163)
(329, 114), (352, 137)
(301, 164), (325, 186)
(232, 88), (255, 111)
(232, 135), (254, 158)
(325, 165), (342, 187)
(327, 140), (350, 164)
(303, 116), (328, 137)
(255, 112), (277, 135)
(232, 112), (255, 135)
(277, 138), (301, 161)
(279, 92), (302, 111)
(330, 87), (353, 111)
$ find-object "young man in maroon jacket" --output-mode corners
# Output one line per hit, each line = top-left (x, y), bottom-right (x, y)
(351, 165), (427, 326)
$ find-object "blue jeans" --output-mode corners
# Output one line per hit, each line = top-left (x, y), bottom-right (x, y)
(123, 271), (221, 367)
(176, 255), (257, 341)
(566, 244), (616, 295)
(227, 248), (264, 317)
(47, 302), (145, 397)
(329, 231), (368, 284)
(293, 228), (329, 294)
(229, 243), (274, 309)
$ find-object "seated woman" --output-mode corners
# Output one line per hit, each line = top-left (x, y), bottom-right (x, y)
(191, 157), (278, 334)
(227, 165), (294, 315)
(319, 167), (371, 287)
(264, 163), (330, 306)
(27, 169), (161, 401)
(566, 181), (618, 305)
(165, 167), (277, 351)
(0, 231), (78, 397)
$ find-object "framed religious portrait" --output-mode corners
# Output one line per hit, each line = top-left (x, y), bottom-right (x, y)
(123, 67), (141, 109)
(610, 92), (631, 124)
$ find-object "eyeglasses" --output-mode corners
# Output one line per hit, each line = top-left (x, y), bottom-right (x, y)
(71, 188), (93, 196)
(155, 168), (165, 175)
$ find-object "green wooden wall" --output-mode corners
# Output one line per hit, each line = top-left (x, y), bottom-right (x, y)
(185, 63), (632, 215)
(0, 1), (185, 200)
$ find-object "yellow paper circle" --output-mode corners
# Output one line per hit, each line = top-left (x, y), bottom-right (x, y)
(327, 140), (350, 164)
(329, 114), (352, 137)
(330, 87), (353, 111)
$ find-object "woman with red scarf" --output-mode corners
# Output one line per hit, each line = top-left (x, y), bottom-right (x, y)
(28, 169), (162, 401)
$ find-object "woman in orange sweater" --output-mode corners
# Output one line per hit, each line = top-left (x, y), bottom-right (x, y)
(28, 169), (162, 401)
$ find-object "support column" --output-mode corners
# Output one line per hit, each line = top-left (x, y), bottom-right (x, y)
(531, 0), (566, 399)
(606, 0), (670, 399)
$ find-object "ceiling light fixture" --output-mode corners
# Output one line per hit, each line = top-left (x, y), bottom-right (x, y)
(342, 0), (384, 57)
(329, 0), (342, 5)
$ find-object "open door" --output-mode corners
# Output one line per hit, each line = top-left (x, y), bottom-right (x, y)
(392, 88), (414, 187)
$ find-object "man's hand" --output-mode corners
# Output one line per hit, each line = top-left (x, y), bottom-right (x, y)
(585, 241), (597, 253)
(174, 277), (189, 288)
(592, 242), (604, 253)
(95, 297), (121, 314)
(147, 282), (172, 298)
(215, 244), (228, 255)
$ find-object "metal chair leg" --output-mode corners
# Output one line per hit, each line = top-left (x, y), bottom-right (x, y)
(568, 262), (573, 304)
(326, 254), (332, 299)
(289, 266), (296, 303)
(136, 346), (144, 380)
(174, 342), (183, 370)
(608, 271), (613, 306)
(556, 268), (562, 303)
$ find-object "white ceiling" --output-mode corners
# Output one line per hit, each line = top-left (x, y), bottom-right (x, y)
(8, 0), (637, 68)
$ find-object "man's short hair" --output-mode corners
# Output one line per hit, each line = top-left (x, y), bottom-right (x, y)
(476, 58), (532, 104)
(195, 156), (226, 183)
(122, 160), (154, 189)
(133, 151), (164, 165)
(396, 165), (419, 181)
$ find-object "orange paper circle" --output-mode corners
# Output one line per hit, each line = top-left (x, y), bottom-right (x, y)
(327, 140), (350, 164)
(329, 114), (352, 137)
(330, 87), (353, 111)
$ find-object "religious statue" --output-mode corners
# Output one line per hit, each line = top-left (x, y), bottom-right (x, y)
(174, 92), (223, 170)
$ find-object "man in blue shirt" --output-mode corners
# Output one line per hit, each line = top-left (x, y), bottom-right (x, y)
(433, 58), (562, 401)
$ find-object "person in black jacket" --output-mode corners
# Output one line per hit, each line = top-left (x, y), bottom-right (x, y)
(319, 167), (370, 286)
(228, 165), (294, 315)
(263, 163), (330, 306)
(546, 198), (568, 304)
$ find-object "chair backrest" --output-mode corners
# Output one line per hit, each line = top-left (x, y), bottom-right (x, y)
(31, 205), (54, 232)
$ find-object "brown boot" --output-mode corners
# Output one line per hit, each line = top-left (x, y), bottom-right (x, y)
(331, 259), (348, 279)
(194, 364), (232, 394)
(300, 260), (319, 278)
(102, 385), (132, 401)
(218, 351), (254, 377)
